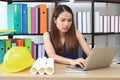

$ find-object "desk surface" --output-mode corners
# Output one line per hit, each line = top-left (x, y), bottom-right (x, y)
(0, 63), (120, 80)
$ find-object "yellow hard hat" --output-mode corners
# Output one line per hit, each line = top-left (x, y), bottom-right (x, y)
(0, 46), (35, 72)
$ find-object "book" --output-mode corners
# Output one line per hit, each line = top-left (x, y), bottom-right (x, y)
(14, 3), (22, 34)
(24, 38), (32, 53)
(7, 4), (14, 30)
(77, 11), (82, 32)
(31, 7), (36, 34)
(4, 39), (11, 52)
(32, 41), (35, 59)
(14, 38), (24, 46)
(0, 40), (5, 64)
(21, 4), (28, 34)
(39, 4), (47, 34)
(27, 7), (32, 34)
(0, 30), (16, 35)
(0, 30), (16, 33)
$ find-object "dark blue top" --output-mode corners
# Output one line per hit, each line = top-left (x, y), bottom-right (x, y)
(48, 32), (79, 59)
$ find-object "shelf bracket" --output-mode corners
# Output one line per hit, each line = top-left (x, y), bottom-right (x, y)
(8, 35), (13, 39)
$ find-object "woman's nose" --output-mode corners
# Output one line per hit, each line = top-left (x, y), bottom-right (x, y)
(64, 21), (69, 25)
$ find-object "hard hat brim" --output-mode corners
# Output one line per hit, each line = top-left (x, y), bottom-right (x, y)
(0, 58), (35, 73)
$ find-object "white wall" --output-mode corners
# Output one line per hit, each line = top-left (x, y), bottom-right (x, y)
(0, 1), (7, 29)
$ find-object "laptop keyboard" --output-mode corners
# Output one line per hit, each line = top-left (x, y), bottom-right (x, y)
(67, 64), (84, 70)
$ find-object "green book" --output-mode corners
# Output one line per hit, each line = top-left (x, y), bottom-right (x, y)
(27, 7), (32, 34)
(4, 39), (11, 52)
(24, 39), (32, 54)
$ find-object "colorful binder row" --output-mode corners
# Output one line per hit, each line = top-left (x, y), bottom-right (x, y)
(0, 38), (45, 64)
(7, 3), (48, 34)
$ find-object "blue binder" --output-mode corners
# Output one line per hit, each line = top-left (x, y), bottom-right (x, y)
(0, 40), (5, 64)
(22, 4), (28, 34)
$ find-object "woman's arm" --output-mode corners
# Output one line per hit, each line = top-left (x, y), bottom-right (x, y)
(43, 32), (73, 65)
(76, 30), (91, 57)
(43, 32), (88, 67)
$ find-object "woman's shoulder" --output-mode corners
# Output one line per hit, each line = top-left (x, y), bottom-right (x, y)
(43, 32), (50, 38)
(75, 30), (82, 36)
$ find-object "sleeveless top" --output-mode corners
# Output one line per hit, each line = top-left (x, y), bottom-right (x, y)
(48, 32), (79, 59)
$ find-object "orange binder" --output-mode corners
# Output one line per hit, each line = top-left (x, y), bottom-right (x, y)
(39, 4), (47, 34)
(14, 39), (24, 46)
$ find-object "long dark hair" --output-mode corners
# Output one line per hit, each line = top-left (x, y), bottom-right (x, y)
(50, 5), (78, 53)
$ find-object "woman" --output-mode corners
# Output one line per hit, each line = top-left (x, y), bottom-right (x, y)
(43, 5), (91, 67)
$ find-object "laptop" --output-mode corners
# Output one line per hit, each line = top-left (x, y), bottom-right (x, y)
(67, 46), (119, 71)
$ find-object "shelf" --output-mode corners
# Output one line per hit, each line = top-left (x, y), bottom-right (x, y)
(94, 0), (120, 3)
(5, 0), (69, 2)
(74, 0), (91, 2)
(74, 0), (120, 3)
(2, 33), (119, 36)
(94, 32), (120, 35)
(75, 0), (91, 1)
(0, 34), (43, 36)
(12, 0), (54, 1)
(83, 32), (120, 35)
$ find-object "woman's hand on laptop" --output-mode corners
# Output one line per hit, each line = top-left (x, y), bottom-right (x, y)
(69, 58), (87, 68)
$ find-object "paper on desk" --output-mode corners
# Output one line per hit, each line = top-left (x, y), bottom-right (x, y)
(64, 71), (88, 75)
(30, 57), (41, 74)
(30, 57), (47, 74)
(46, 58), (54, 75)
(38, 57), (47, 74)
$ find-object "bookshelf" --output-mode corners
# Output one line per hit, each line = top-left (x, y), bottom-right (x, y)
(93, 0), (120, 48)
(73, 0), (120, 48)
(1, 0), (57, 39)
(1, 0), (120, 48)
(0, 0), (60, 61)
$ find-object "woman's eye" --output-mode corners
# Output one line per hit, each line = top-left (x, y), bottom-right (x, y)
(68, 20), (72, 22)
(61, 20), (65, 22)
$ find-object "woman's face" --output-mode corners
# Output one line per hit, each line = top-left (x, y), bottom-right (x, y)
(54, 11), (72, 33)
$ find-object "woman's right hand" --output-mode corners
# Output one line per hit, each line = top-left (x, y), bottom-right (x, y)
(69, 58), (87, 68)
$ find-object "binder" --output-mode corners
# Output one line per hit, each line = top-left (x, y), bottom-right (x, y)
(27, 7), (32, 34)
(14, 39), (24, 46)
(77, 11), (82, 32)
(35, 43), (44, 58)
(7, 4), (14, 30)
(22, 4), (28, 34)
(35, 44), (38, 59)
(39, 4), (47, 34)
(31, 7), (36, 34)
(9, 39), (16, 47)
(47, 7), (55, 31)
(14, 4), (22, 34)
(11, 42), (16, 47)
(0, 40), (5, 64)
(4, 39), (11, 52)
(35, 7), (39, 34)
(24, 38), (32, 53)
(32, 41), (35, 59)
